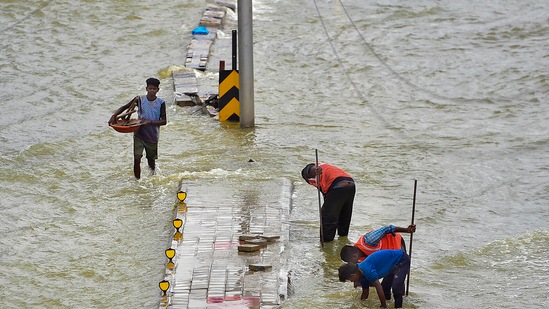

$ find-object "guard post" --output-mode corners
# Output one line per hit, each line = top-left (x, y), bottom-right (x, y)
(218, 30), (240, 122)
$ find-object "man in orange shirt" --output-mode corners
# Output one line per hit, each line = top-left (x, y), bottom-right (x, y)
(302, 162), (355, 242)
(340, 224), (415, 302)
(340, 224), (416, 263)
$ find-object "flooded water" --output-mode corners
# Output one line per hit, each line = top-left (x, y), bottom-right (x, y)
(1, 0), (548, 308)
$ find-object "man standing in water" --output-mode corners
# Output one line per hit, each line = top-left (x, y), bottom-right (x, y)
(109, 77), (167, 179)
(301, 162), (355, 242)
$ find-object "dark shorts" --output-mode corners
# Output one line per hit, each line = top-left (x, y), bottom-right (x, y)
(134, 136), (158, 160)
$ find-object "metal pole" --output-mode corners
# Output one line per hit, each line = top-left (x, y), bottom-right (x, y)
(406, 180), (417, 296)
(237, 0), (254, 128)
(231, 30), (237, 70)
(315, 149), (324, 247)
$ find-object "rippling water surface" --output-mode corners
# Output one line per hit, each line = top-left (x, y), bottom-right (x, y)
(1, 0), (548, 308)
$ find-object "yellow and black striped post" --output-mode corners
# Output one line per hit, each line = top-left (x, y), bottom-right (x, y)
(218, 69), (240, 122)
(218, 31), (240, 122)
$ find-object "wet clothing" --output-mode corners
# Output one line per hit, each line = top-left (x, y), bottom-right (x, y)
(358, 250), (410, 308)
(302, 163), (355, 242)
(355, 225), (407, 302)
(355, 225), (404, 262)
(134, 136), (158, 160)
(302, 163), (352, 195)
(135, 95), (165, 144)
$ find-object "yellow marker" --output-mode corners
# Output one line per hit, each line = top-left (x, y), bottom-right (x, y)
(159, 280), (170, 295)
(177, 191), (187, 202)
(165, 248), (175, 260)
(173, 219), (183, 231)
(218, 70), (240, 122)
(165, 248), (176, 270)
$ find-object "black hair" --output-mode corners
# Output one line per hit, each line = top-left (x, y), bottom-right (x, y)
(340, 245), (360, 262)
(338, 262), (358, 282)
(301, 163), (315, 181)
(146, 77), (160, 87)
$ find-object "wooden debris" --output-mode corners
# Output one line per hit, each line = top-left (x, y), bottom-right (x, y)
(238, 244), (260, 252)
(249, 264), (272, 271)
(239, 234), (259, 241)
(259, 235), (280, 242)
(245, 238), (268, 246)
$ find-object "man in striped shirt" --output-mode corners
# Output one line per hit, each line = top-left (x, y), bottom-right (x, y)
(340, 224), (415, 302)
(340, 224), (416, 263)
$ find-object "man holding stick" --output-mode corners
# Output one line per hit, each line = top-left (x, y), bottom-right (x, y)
(338, 249), (410, 308)
(301, 162), (355, 242)
(340, 224), (416, 302)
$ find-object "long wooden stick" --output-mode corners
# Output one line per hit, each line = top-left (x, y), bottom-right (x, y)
(406, 179), (417, 296)
(315, 149), (324, 247)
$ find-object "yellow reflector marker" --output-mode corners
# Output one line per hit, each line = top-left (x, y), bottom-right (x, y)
(177, 191), (187, 202)
(165, 248), (175, 260)
(173, 219), (183, 230)
(164, 248), (176, 270)
(159, 280), (170, 294)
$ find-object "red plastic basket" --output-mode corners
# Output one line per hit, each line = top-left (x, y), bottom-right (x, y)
(109, 119), (144, 133)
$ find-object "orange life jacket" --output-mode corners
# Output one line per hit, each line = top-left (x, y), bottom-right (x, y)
(354, 232), (403, 262)
(307, 163), (352, 195)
